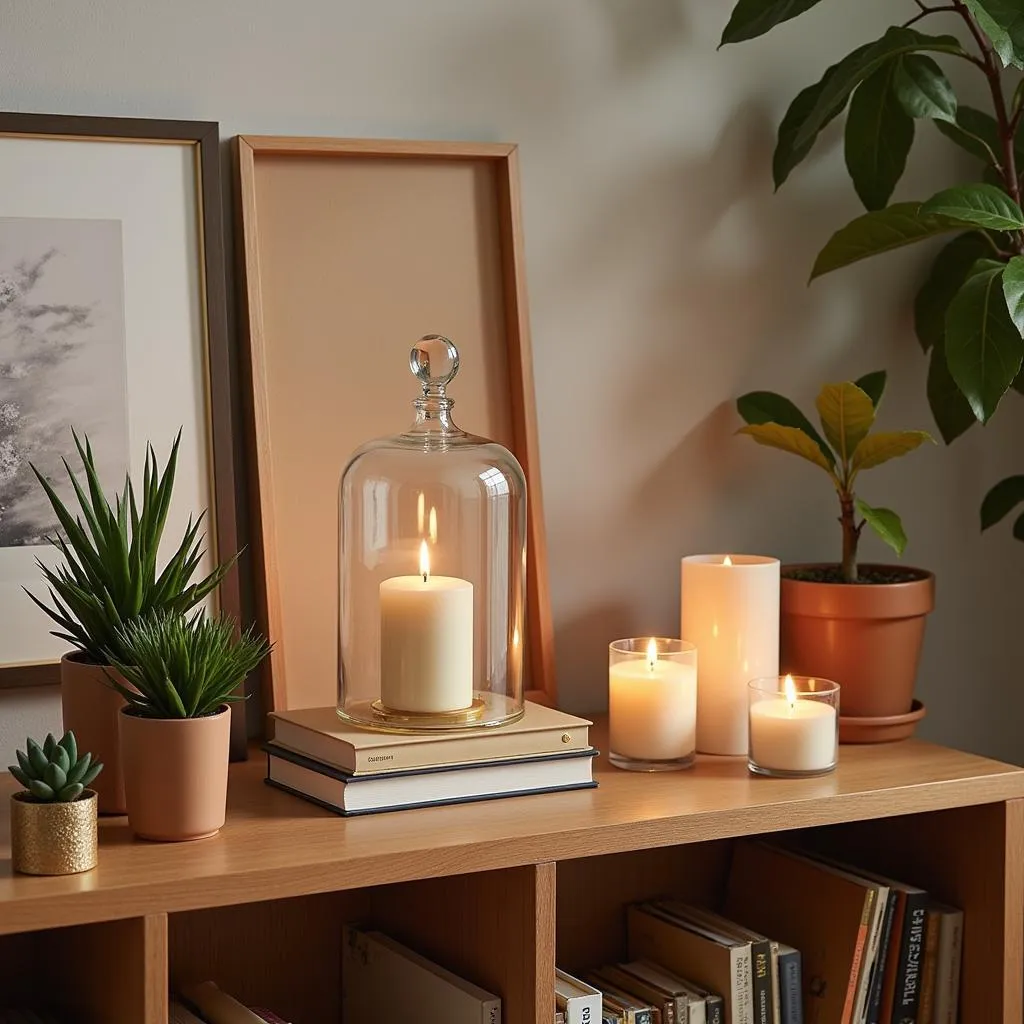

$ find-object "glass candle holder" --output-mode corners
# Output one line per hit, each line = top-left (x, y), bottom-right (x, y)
(609, 638), (697, 772)
(748, 675), (839, 778)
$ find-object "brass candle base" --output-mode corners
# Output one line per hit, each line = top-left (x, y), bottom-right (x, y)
(370, 697), (487, 728)
(10, 790), (98, 875)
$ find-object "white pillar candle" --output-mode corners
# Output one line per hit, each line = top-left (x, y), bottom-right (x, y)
(749, 678), (837, 773)
(609, 641), (697, 762)
(681, 554), (779, 755)
(380, 540), (474, 713)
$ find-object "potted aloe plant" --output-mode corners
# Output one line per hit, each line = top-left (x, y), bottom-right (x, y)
(27, 431), (237, 813)
(8, 731), (103, 875)
(738, 371), (936, 741)
(107, 612), (270, 842)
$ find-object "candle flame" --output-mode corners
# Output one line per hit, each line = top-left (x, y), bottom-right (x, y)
(429, 506), (438, 544)
(417, 492), (425, 533)
(784, 673), (797, 706)
(723, 555), (733, 566)
(419, 539), (430, 582)
(646, 638), (658, 671)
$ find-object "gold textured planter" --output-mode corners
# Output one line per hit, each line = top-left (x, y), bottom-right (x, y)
(10, 790), (98, 875)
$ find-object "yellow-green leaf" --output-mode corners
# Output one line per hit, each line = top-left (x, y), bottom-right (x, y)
(851, 430), (934, 472)
(815, 383), (876, 464)
(738, 423), (833, 473)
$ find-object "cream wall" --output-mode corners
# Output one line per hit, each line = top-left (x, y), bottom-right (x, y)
(0, 0), (1021, 764)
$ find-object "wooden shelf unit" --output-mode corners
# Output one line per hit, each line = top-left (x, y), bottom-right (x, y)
(1, 735), (1022, 1023)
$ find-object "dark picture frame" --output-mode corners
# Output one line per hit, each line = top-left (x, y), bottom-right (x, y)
(0, 112), (247, 758)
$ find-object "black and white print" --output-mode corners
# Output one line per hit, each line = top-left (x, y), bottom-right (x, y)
(0, 217), (129, 547)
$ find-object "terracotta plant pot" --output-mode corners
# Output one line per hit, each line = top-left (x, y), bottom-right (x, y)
(780, 564), (935, 742)
(60, 652), (128, 814)
(10, 790), (98, 875)
(119, 705), (231, 841)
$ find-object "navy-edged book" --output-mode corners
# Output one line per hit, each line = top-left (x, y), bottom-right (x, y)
(264, 741), (598, 816)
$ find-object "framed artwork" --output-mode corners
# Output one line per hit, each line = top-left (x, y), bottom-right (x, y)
(235, 135), (556, 716)
(0, 112), (246, 757)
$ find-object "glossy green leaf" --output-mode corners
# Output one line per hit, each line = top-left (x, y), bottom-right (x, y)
(737, 423), (834, 474)
(845, 57), (915, 210)
(774, 47), (871, 188)
(851, 430), (933, 472)
(981, 474), (1024, 529)
(815, 382), (876, 464)
(1002, 255), (1024, 337)
(914, 232), (993, 351)
(811, 202), (958, 279)
(854, 370), (887, 408)
(962, 0), (1024, 69)
(945, 259), (1024, 422)
(789, 27), (964, 160)
(934, 106), (1019, 168)
(736, 390), (835, 466)
(919, 184), (1024, 231)
(894, 54), (957, 123)
(927, 337), (977, 443)
(856, 498), (907, 556)
(720, 0), (827, 45)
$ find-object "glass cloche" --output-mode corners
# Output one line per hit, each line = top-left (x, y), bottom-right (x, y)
(337, 335), (527, 731)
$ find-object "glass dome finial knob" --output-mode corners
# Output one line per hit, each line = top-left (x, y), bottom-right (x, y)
(410, 335), (460, 394)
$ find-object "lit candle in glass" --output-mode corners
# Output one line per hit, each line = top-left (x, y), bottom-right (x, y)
(609, 638), (697, 771)
(380, 539), (474, 713)
(748, 674), (838, 777)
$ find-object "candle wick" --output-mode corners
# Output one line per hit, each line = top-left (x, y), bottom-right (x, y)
(422, 572), (428, 583)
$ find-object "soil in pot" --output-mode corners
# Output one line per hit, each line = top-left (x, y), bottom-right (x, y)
(60, 652), (128, 814)
(119, 705), (231, 842)
(781, 563), (935, 737)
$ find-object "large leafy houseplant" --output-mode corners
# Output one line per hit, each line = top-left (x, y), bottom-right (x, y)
(29, 430), (237, 664)
(738, 370), (933, 582)
(722, 0), (1024, 536)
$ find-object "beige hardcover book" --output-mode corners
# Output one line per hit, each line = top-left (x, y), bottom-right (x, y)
(270, 700), (591, 774)
(178, 982), (265, 1023)
(169, 1004), (207, 1024)
(628, 904), (745, 1024)
(343, 925), (501, 1024)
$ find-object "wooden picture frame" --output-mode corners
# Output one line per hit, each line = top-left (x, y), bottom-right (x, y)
(235, 135), (556, 716)
(0, 112), (246, 758)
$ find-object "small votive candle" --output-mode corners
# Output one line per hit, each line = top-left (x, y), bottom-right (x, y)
(748, 675), (839, 778)
(609, 638), (697, 772)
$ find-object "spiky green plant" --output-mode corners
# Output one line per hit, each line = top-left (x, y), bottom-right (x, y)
(107, 612), (271, 720)
(26, 430), (238, 665)
(8, 732), (103, 802)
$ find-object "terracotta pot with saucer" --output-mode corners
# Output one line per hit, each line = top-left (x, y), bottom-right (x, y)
(780, 564), (935, 743)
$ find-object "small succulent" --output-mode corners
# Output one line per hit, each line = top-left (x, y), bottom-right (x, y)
(8, 732), (103, 802)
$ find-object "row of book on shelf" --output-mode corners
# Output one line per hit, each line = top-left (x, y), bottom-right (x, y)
(555, 839), (963, 1024)
(264, 700), (596, 815)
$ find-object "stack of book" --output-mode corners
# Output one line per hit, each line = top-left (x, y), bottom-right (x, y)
(264, 701), (597, 815)
(615, 841), (963, 1024)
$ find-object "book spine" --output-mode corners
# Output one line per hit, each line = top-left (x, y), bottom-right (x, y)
(866, 892), (897, 1024)
(733, 945), (754, 1024)
(893, 894), (929, 1023)
(480, 996), (502, 1024)
(879, 893), (907, 1024)
(705, 995), (725, 1024)
(842, 890), (875, 1024)
(566, 995), (603, 1024)
(933, 913), (963, 1024)
(749, 939), (772, 1024)
(916, 910), (941, 1024)
(777, 949), (803, 1024)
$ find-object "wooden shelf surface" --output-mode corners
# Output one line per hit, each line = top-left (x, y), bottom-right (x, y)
(2, 732), (1023, 936)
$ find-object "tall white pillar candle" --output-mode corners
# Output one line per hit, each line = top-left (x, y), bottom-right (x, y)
(380, 541), (474, 713)
(681, 554), (779, 755)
